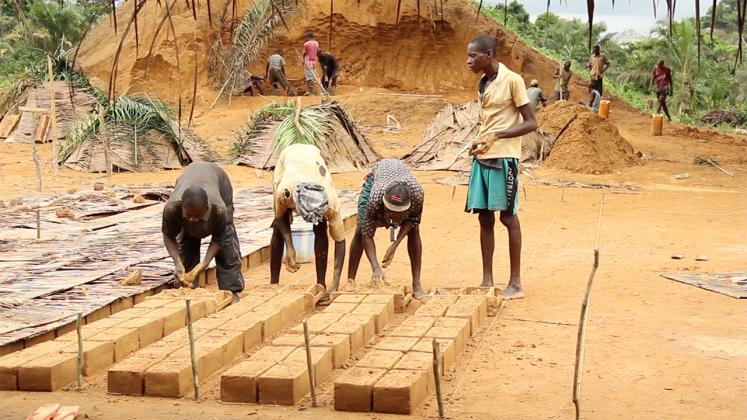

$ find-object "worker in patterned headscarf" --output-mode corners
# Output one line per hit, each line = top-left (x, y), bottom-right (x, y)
(271, 144), (346, 305)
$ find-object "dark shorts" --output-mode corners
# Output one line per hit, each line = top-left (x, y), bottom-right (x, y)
(554, 90), (570, 101)
(590, 79), (603, 95)
(656, 89), (669, 98)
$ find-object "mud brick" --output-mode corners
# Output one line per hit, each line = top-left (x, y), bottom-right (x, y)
(221, 359), (276, 403)
(374, 336), (420, 353)
(110, 297), (134, 314)
(260, 246), (271, 262)
(0, 341), (65, 390)
(134, 298), (175, 309)
(347, 313), (376, 344)
(400, 316), (437, 329)
(55, 322), (76, 337)
(220, 316), (263, 351)
(270, 294), (307, 324)
(192, 315), (229, 334)
(425, 327), (465, 355)
(332, 293), (366, 304)
(250, 303), (285, 339)
(271, 334), (309, 348)
(362, 294), (396, 316)
(0, 342), (23, 358)
(163, 299), (208, 320)
(247, 249), (262, 269)
(58, 340), (113, 376)
(107, 356), (162, 395)
(84, 306), (112, 324)
(390, 317), (435, 339)
(356, 349), (404, 370)
(199, 330), (244, 375)
(373, 369), (428, 414)
(458, 295), (489, 325)
(310, 334), (351, 368)
(287, 346), (334, 382)
(24, 331), (55, 348)
(18, 352), (77, 391)
(434, 317), (470, 343)
(334, 367), (388, 412)
(414, 302), (448, 317)
(141, 307), (187, 335)
(323, 302), (360, 314)
(258, 361), (310, 405)
(445, 303), (480, 336)
(250, 345), (296, 364)
(412, 338), (456, 373)
(353, 302), (393, 334)
(427, 295), (459, 305)
(117, 317), (164, 347)
(289, 313), (343, 335)
(133, 290), (153, 304)
(144, 358), (193, 398)
(324, 319), (365, 353)
(84, 317), (125, 329)
(55, 327), (102, 341)
(206, 267), (218, 286)
(110, 308), (154, 319)
(392, 351), (436, 394)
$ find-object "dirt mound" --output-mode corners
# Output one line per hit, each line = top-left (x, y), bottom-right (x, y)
(538, 102), (638, 174)
(77, 0), (573, 103)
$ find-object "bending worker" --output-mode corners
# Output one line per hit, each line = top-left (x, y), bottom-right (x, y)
(346, 159), (426, 298)
(271, 144), (346, 305)
(162, 162), (244, 303)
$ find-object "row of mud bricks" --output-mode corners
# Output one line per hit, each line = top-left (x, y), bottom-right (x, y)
(107, 285), (320, 397)
(334, 294), (491, 415)
(220, 292), (399, 405)
(0, 289), (232, 391)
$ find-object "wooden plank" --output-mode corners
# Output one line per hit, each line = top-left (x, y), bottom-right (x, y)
(0, 114), (21, 138)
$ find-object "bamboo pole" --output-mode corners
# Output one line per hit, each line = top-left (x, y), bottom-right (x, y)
(572, 249), (600, 420)
(432, 338), (445, 418)
(76, 313), (83, 390)
(47, 56), (58, 177)
(186, 299), (200, 400)
(303, 320), (317, 407)
(31, 126), (42, 239)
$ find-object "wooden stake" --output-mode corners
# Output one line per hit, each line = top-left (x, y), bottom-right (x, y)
(186, 299), (199, 400)
(47, 56), (58, 177)
(572, 249), (600, 420)
(432, 338), (445, 418)
(451, 185), (456, 200)
(303, 320), (317, 407)
(31, 128), (42, 239)
(76, 313), (83, 390)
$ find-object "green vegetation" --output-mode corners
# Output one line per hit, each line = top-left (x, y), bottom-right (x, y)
(484, 0), (746, 127)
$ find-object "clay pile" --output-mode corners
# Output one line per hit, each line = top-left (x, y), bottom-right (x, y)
(538, 102), (638, 174)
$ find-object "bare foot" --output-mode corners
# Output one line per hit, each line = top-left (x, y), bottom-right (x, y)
(284, 256), (301, 273)
(344, 279), (358, 292)
(479, 279), (494, 288)
(501, 283), (525, 300)
(231, 292), (240, 304)
(412, 285), (427, 299)
(316, 293), (331, 306)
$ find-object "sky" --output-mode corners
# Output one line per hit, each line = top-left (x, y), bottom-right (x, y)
(490, 0), (698, 36)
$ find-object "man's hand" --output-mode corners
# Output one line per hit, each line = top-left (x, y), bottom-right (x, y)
(371, 268), (385, 288)
(173, 261), (186, 287)
(177, 262), (205, 288)
(470, 136), (496, 156)
(382, 243), (399, 268)
(284, 249), (301, 273)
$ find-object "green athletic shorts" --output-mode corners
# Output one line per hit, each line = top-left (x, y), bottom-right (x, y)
(465, 157), (519, 214)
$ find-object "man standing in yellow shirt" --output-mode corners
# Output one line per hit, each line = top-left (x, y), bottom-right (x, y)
(466, 35), (537, 300)
(271, 144), (346, 304)
(587, 45), (611, 95)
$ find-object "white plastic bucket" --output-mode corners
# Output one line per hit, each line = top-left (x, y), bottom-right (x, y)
(283, 222), (315, 263)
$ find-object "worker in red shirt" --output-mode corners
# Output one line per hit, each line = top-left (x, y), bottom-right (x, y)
(649, 59), (673, 121)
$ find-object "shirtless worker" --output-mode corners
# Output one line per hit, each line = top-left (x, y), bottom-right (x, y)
(466, 35), (537, 300)
(649, 59), (673, 121)
(162, 162), (244, 303)
(345, 159), (426, 298)
(317, 50), (339, 95)
(271, 144), (346, 305)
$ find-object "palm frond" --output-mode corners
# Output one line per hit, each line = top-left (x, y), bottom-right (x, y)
(0, 75), (41, 116)
(271, 104), (339, 154)
(230, 101), (294, 156)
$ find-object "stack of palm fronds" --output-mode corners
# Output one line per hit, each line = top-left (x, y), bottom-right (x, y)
(215, 0), (296, 99)
(0, 75), (40, 117)
(233, 100), (380, 173)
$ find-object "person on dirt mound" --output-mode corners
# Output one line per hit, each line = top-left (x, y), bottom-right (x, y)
(579, 84), (602, 112)
(527, 79), (548, 112)
(162, 162), (244, 303)
(649, 59), (673, 122)
(303, 32), (320, 95)
(317, 49), (339, 95)
(266, 49), (290, 95)
(587, 45), (610, 96)
(270, 144), (346, 306)
(554, 61), (572, 101)
(466, 35), (538, 300)
(345, 159), (426, 298)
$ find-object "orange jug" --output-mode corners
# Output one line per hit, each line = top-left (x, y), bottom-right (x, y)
(651, 114), (663, 136)
(598, 100), (610, 119)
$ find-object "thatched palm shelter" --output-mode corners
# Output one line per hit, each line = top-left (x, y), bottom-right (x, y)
(403, 101), (552, 172)
(232, 100), (379, 172)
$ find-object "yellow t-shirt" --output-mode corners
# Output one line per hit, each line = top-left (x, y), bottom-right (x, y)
(272, 144), (345, 242)
(588, 53), (610, 80)
(476, 63), (530, 159)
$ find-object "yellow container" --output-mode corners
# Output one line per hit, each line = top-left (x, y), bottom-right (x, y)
(598, 100), (610, 119)
(651, 114), (664, 136)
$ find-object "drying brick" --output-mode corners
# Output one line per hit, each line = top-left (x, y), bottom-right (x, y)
(60, 341), (114, 376)
(373, 369), (428, 415)
(356, 350), (404, 370)
(323, 302), (360, 314)
(18, 352), (77, 391)
(289, 312), (343, 335)
(310, 334), (351, 368)
(324, 319), (365, 353)
(117, 317), (164, 347)
(334, 367), (387, 412)
(353, 302), (392, 333)
(374, 336), (420, 353)
(258, 361), (309, 406)
(220, 359), (276, 403)
(412, 338), (456, 373)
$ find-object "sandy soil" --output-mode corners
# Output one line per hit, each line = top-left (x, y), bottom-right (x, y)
(2, 91), (746, 419)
